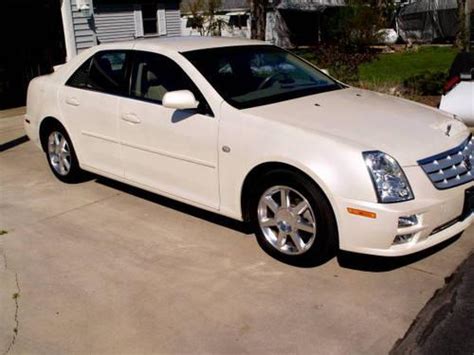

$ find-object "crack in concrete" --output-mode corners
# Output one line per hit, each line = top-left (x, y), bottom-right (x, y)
(1, 247), (7, 271)
(407, 266), (437, 276)
(2, 250), (21, 355)
(37, 192), (122, 224)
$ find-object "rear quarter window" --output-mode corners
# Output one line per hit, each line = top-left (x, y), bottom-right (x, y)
(66, 51), (130, 96)
(66, 58), (92, 88)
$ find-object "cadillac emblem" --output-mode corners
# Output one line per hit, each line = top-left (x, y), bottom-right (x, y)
(464, 153), (472, 172)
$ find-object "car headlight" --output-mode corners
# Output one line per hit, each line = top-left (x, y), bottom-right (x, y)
(363, 151), (414, 203)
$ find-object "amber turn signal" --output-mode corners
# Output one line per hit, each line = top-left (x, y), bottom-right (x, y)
(347, 207), (377, 219)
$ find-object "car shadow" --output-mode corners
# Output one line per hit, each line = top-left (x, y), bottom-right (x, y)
(95, 176), (252, 235)
(95, 176), (462, 271)
(0, 135), (29, 152)
(337, 234), (462, 272)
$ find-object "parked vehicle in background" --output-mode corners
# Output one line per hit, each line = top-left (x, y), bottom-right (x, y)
(440, 52), (474, 126)
(25, 37), (473, 265)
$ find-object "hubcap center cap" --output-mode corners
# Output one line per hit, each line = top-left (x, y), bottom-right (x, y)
(277, 220), (292, 233)
(276, 209), (297, 233)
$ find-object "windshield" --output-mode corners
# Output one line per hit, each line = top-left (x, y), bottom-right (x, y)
(182, 45), (343, 109)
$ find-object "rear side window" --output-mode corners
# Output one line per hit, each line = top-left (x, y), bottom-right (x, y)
(66, 51), (130, 95)
(66, 58), (92, 88)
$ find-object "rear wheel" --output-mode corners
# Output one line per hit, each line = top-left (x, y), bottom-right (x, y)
(44, 125), (83, 183)
(251, 170), (338, 265)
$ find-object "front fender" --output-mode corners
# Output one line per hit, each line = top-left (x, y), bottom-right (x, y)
(217, 102), (377, 221)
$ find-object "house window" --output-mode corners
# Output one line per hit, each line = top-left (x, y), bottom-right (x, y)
(228, 14), (248, 29)
(140, 3), (167, 36)
(142, 3), (157, 34)
(186, 17), (199, 29)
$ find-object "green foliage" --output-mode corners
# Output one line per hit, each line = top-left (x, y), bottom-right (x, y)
(294, 0), (397, 83)
(294, 46), (457, 89)
(403, 71), (448, 95)
(309, 45), (376, 83)
(324, 0), (396, 49)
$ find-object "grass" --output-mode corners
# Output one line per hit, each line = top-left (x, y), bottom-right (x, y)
(293, 45), (458, 105)
(293, 46), (457, 86)
(359, 46), (458, 86)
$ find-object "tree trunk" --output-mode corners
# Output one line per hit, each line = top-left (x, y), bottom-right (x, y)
(456, 0), (471, 51)
(250, 0), (268, 40)
(465, 0), (471, 52)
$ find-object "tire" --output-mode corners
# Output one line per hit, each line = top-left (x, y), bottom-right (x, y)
(43, 124), (84, 183)
(250, 169), (338, 266)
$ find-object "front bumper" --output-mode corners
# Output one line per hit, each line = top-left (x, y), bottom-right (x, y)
(337, 166), (473, 257)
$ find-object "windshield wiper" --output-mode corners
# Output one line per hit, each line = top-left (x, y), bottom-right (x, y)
(280, 82), (320, 89)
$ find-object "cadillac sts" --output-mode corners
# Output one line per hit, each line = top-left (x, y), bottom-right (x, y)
(25, 37), (474, 264)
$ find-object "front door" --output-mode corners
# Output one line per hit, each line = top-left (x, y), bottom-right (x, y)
(119, 51), (219, 209)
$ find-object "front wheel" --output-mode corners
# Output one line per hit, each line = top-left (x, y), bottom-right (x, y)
(252, 170), (338, 266)
(44, 125), (83, 183)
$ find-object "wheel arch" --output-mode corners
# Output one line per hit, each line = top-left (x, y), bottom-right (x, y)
(39, 116), (67, 152)
(240, 161), (338, 225)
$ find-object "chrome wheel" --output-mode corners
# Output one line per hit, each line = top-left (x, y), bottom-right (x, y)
(47, 131), (71, 176)
(257, 185), (317, 255)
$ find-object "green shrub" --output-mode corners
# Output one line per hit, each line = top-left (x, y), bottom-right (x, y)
(310, 44), (376, 83)
(403, 71), (448, 95)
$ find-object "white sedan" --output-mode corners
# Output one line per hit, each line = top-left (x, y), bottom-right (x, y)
(440, 74), (474, 126)
(25, 37), (473, 264)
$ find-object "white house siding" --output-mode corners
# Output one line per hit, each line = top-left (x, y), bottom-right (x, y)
(64, 1), (181, 58)
(94, 7), (136, 43)
(165, 10), (182, 36)
(71, 0), (96, 52)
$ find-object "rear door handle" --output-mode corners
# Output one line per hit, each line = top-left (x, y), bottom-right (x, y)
(121, 113), (141, 124)
(65, 97), (79, 106)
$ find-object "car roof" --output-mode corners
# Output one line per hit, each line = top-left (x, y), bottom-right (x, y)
(101, 36), (268, 53)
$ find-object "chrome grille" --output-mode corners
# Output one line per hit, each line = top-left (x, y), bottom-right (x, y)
(418, 135), (473, 189)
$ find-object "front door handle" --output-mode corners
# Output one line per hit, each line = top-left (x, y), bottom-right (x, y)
(65, 97), (79, 106)
(121, 113), (141, 124)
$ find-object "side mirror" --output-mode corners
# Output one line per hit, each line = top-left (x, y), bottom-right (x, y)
(460, 72), (472, 81)
(162, 90), (199, 110)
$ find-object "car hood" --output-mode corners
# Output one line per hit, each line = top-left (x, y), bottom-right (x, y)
(244, 87), (470, 166)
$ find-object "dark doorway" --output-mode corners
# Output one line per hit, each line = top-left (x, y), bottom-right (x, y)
(280, 10), (321, 47)
(0, 0), (66, 109)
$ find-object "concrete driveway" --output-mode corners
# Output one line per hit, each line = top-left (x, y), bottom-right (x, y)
(1, 108), (473, 354)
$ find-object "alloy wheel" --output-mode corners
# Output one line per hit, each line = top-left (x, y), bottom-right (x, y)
(47, 131), (72, 176)
(257, 185), (317, 255)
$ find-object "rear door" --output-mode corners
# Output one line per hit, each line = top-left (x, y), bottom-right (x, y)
(59, 50), (131, 176)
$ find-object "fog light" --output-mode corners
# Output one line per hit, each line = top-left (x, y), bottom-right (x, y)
(393, 234), (414, 245)
(398, 215), (418, 228)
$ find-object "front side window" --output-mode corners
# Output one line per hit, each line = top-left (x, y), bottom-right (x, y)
(183, 45), (343, 109)
(130, 51), (212, 115)
(66, 51), (130, 96)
